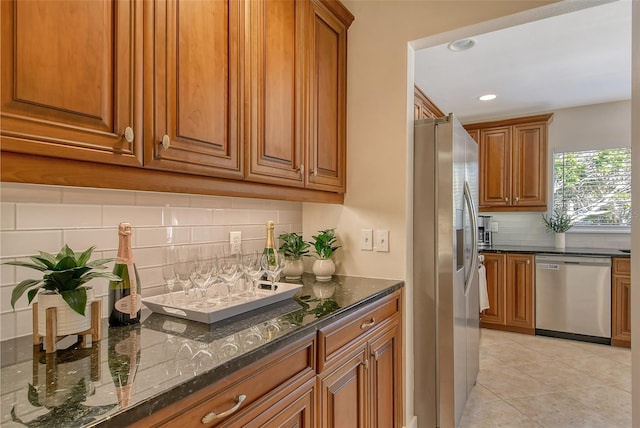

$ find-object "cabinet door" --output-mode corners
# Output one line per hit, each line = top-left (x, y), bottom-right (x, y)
(307, 0), (347, 193)
(144, 0), (242, 179)
(505, 254), (535, 331)
(246, 0), (305, 186)
(612, 275), (631, 347)
(369, 323), (402, 428)
(467, 129), (480, 144)
(318, 348), (368, 428)
(479, 127), (511, 208)
(512, 123), (547, 208)
(1, 0), (142, 166)
(480, 253), (506, 326)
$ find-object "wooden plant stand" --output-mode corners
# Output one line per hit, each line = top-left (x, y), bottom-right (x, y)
(32, 301), (101, 353)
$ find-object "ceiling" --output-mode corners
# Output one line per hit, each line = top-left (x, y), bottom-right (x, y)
(414, 0), (632, 124)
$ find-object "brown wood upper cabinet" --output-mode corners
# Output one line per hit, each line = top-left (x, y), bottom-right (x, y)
(1, 0), (143, 166)
(0, 0), (353, 202)
(465, 114), (553, 212)
(245, 0), (352, 192)
(144, 0), (243, 179)
(413, 86), (445, 120)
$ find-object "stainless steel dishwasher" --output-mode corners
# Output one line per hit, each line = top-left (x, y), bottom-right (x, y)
(535, 254), (611, 344)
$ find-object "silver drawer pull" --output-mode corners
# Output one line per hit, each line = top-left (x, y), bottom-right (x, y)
(201, 394), (247, 424)
(360, 318), (376, 329)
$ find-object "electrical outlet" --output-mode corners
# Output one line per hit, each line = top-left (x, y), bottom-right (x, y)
(360, 229), (373, 251)
(490, 222), (499, 233)
(375, 229), (390, 252)
(229, 231), (242, 254)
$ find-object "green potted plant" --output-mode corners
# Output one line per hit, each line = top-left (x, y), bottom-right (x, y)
(308, 228), (341, 281)
(542, 207), (574, 249)
(278, 232), (310, 280)
(6, 245), (120, 336)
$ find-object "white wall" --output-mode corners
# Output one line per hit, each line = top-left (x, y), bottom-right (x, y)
(0, 182), (302, 341)
(488, 100), (632, 249)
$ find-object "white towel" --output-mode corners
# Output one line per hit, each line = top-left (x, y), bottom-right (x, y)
(478, 264), (490, 312)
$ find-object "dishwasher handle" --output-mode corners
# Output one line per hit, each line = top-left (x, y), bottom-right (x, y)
(535, 255), (611, 267)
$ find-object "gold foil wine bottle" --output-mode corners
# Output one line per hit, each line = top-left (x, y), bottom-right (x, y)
(262, 220), (279, 265)
(109, 223), (142, 327)
(108, 323), (141, 407)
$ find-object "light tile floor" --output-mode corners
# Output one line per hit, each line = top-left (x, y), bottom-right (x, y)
(461, 328), (631, 427)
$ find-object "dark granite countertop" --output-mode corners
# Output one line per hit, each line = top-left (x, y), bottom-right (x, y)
(1, 274), (403, 427)
(480, 245), (631, 258)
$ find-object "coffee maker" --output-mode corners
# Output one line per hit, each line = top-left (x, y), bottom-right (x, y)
(478, 215), (493, 248)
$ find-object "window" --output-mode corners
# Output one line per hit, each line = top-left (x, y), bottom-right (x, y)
(553, 148), (631, 227)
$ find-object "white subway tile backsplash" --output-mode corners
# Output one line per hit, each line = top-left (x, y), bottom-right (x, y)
(0, 183), (304, 341)
(1, 312), (16, 339)
(1, 182), (62, 203)
(1, 203), (16, 230)
(17, 203), (102, 229)
(1, 230), (63, 257)
(102, 206), (164, 227)
(136, 227), (174, 247)
(135, 191), (191, 207)
(62, 187), (136, 205)
(63, 228), (119, 252)
(249, 210), (279, 225)
(15, 309), (33, 337)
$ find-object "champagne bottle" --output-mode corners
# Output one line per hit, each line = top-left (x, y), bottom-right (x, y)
(109, 223), (142, 327)
(263, 220), (280, 266)
(108, 323), (141, 408)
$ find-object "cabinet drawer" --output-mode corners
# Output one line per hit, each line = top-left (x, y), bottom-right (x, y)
(613, 258), (631, 276)
(138, 334), (315, 427)
(318, 291), (400, 372)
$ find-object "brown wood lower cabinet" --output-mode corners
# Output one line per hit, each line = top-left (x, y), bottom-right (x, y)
(134, 289), (403, 427)
(317, 290), (403, 428)
(480, 252), (535, 335)
(612, 257), (631, 348)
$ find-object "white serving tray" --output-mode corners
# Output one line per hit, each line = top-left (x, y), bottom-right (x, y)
(141, 281), (302, 324)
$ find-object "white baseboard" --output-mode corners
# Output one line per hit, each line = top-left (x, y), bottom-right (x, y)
(404, 415), (418, 428)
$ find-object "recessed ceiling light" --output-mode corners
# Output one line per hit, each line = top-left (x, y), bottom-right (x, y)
(447, 38), (476, 52)
(478, 94), (497, 101)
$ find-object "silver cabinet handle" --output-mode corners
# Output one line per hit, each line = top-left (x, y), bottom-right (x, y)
(515, 196), (520, 203)
(298, 164), (304, 176)
(124, 126), (134, 143)
(362, 359), (369, 369)
(360, 318), (376, 329)
(372, 350), (379, 361)
(201, 394), (247, 424)
(526, 260), (531, 265)
(504, 197), (508, 203)
(161, 134), (171, 149)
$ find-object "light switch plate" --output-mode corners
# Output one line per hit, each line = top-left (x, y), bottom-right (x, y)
(375, 229), (390, 252)
(360, 229), (373, 251)
(230, 231), (242, 254)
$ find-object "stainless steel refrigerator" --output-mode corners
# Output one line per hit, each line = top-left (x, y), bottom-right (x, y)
(413, 114), (480, 428)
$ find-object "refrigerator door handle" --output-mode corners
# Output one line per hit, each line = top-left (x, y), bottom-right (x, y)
(463, 181), (479, 295)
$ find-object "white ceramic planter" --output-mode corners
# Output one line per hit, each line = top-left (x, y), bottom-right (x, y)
(312, 259), (335, 281)
(555, 232), (566, 249)
(37, 288), (94, 336)
(283, 258), (304, 280)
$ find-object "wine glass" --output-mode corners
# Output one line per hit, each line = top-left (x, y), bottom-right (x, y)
(242, 251), (263, 298)
(191, 245), (216, 309)
(174, 245), (195, 304)
(217, 254), (244, 303)
(260, 250), (285, 292)
(162, 246), (178, 304)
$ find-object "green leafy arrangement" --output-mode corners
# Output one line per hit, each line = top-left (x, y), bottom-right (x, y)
(6, 245), (120, 316)
(542, 207), (574, 233)
(278, 232), (310, 259)
(309, 228), (341, 259)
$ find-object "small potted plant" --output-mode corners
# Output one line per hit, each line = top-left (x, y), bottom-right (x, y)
(309, 228), (341, 281)
(278, 232), (310, 280)
(7, 245), (120, 337)
(542, 207), (574, 249)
